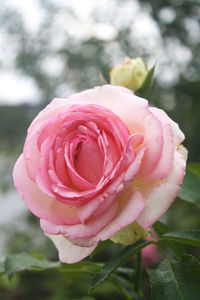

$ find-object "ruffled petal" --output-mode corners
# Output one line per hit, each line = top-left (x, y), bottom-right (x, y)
(77, 134), (144, 223)
(13, 155), (80, 225)
(40, 201), (118, 239)
(59, 185), (146, 248)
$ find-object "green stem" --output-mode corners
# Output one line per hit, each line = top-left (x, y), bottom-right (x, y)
(134, 251), (142, 293)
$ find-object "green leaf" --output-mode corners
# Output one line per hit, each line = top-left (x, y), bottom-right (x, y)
(91, 239), (153, 290)
(153, 221), (171, 236)
(187, 163), (200, 178)
(111, 274), (140, 300)
(90, 240), (113, 258)
(160, 230), (200, 247)
(99, 72), (109, 84)
(0, 261), (5, 274)
(71, 297), (95, 300)
(153, 221), (185, 256)
(135, 64), (155, 95)
(60, 261), (101, 276)
(147, 254), (200, 300)
(5, 252), (60, 279)
(179, 170), (200, 207)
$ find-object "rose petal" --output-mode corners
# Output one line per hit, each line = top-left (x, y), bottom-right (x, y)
(73, 185), (145, 246)
(150, 107), (185, 145)
(136, 148), (187, 229)
(23, 132), (40, 181)
(67, 185), (146, 247)
(13, 155), (80, 225)
(40, 201), (118, 239)
(77, 134), (144, 223)
(46, 233), (98, 264)
(141, 122), (174, 181)
(98, 186), (146, 241)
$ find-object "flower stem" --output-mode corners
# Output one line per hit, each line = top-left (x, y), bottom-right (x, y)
(134, 251), (142, 293)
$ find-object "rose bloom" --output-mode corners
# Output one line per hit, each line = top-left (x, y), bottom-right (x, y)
(13, 85), (187, 263)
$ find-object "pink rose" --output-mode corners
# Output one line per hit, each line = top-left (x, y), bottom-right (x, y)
(13, 85), (187, 263)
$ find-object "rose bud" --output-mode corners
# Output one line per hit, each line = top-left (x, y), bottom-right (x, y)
(110, 57), (148, 91)
(13, 85), (187, 263)
(142, 238), (160, 269)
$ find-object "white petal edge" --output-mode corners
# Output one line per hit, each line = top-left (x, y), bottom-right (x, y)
(150, 107), (185, 145)
(45, 233), (98, 264)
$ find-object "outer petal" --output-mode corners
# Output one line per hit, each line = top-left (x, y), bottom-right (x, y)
(40, 202), (118, 239)
(27, 86), (132, 136)
(58, 186), (146, 248)
(150, 107), (185, 145)
(23, 131), (40, 181)
(141, 121), (174, 181)
(13, 155), (80, 225)
(46, 234), (98, 264)
(136, 148), (187, 229)
(98, 186), (146, 241)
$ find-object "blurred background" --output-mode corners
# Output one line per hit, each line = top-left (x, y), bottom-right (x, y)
(0, 0), (200, 299)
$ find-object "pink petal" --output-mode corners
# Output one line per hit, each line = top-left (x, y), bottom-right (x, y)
(53, 148), (71, 186)
(123, 146), (146, 183)
(46, 233), (98, 264)
(77, 173), (125, 223)
(98, 186), (146, 241)
(50, 185), (146, 248)
(88, 86), (164, 177)
(141, 122), (174, 181)
(150, 107), (185, 145)
(137, 111), (163, 176)
(136, 149), (187, 229)
(40, 201), (118, 239)
(65, 140), (96, 190)
(49, 133), (141, 206)
(36, 137), (55, 197)
(23, 132), (40, 181)
(68, 135), (104, 186)
(77, 134), (144, 223)
(13, 155), (80, 225)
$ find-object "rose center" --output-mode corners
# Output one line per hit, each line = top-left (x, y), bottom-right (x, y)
(74, 136), (104, 185)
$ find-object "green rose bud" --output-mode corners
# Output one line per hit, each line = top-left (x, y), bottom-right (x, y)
(110, 57), (148, 91)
